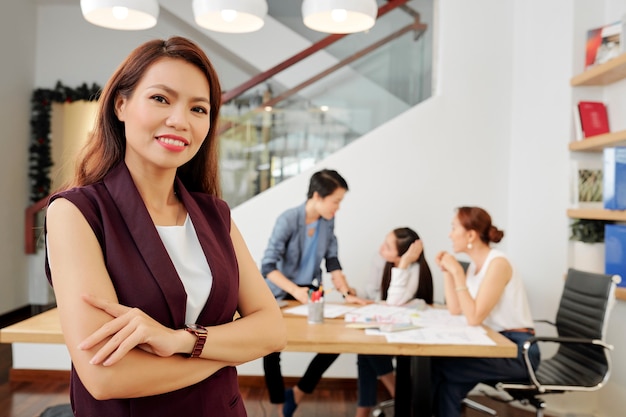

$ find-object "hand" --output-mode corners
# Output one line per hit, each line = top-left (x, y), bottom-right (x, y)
(292, 286), (310, 304)
(78, 294), (185, 366)
(436, 251), (465, 277)
(398, 240), (423, 269)
(435, 250), (451, 270)
(344, 294), (373, 305)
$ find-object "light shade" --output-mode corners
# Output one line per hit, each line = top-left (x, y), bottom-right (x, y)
(193, 0), (268, 34)
(302, 0), (377, 34)
(80, 0), (159, 30)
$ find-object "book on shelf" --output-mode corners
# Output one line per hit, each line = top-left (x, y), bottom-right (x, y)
(585, 20), (622, 70)
(577, 101), (609, 138)
(572, 104), (584, 141)
(605, 224), (626, 288)
(603, 147), (626, 210)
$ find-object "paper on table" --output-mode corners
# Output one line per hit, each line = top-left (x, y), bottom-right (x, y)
(347, 322), (421, 332)
(382, 326), (495, 345)
(344, 303), (420, 323)
(410, 307), (469, 328)
(355, 307), (495, 345)
(283, 303), (358, 319)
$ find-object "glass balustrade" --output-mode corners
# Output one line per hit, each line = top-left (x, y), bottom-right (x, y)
(219, 2), (434, 207)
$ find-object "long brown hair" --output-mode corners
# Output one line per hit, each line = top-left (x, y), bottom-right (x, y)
(70, 36), (223, 196)
(380, 227), (433, 304)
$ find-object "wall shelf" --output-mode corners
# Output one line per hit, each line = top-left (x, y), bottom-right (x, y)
(570, 53), (626, 86)
(567, 208), (626, 222)
(570, 53), (626, 302)
(569, 129), (626, 152)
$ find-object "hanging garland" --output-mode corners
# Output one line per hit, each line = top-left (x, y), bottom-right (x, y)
(28, 81), (101, 203)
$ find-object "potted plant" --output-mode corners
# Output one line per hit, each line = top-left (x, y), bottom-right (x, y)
(570, 219), (606, 243)
(569, 219), (608, 273)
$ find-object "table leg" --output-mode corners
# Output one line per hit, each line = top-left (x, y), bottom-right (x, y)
(411, 356), (432, 416)
(395, 356), (432, 417)
(395, 356), (412, 417)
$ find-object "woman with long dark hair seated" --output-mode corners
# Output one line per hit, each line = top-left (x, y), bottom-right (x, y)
(354, 227), (433, 417)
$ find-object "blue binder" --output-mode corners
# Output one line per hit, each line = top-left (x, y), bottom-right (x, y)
(605, 224), (626, 288)
(603, 147), (626, 210)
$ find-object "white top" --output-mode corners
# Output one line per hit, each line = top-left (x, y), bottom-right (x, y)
(466, 249), (534, 332)
(156, 214), (213, 324)
(363, 256), (420, 305)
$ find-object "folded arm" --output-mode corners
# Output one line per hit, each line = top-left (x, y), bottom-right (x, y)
(46, 199), (285, 400)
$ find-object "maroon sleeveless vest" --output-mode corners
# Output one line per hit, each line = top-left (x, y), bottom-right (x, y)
(46, 163), (246, 416)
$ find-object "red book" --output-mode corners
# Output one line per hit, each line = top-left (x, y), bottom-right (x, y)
(577, 101), (609, 138)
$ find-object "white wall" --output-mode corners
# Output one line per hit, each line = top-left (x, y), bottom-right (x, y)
(4, 0), (625, 415)
(0, 1), (37, 313)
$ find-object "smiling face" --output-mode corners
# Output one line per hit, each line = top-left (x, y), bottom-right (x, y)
(313, 187), (346, 220)
(115, 57), (211, 171)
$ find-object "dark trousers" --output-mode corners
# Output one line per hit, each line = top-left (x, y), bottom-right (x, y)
(263, 351), (339, 404)
(356, 354), (395, 407)
(431, 330), (541, 417)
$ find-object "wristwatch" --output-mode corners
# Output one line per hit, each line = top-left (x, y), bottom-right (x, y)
(184, 324), (207, 358)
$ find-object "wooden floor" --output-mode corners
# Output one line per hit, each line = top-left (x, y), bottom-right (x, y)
(0, 341), (363, 417)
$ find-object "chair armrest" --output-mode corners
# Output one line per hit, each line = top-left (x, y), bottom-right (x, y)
(523, 336), (613, 350)
(533, 319), (555, 326)
(520, 336), (613, 392)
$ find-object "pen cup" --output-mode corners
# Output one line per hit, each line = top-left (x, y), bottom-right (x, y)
(307, 300), (324, 324)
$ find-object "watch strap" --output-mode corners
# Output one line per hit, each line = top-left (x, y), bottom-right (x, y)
(185, 324), (207, 358)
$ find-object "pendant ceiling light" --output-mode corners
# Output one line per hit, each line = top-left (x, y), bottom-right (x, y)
(193, 0), (268, 33)
(302, 0), (377, 34)
(80, 0), (159, 30)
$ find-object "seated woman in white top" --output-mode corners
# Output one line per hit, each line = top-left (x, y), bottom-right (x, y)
(354, 227), (433, 417)
(433, 206), (540, 417)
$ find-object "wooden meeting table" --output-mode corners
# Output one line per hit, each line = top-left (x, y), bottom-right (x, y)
(1, 303), (517, 417)
(280, 302), (516, 416)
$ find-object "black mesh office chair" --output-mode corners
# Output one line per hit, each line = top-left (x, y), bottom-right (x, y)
(464, 268), (619, 417)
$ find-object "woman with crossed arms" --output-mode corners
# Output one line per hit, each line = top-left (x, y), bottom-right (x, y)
(45, 36), (285, 417)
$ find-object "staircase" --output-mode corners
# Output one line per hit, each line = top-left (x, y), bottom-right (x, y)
(24, 0), (434, 253)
